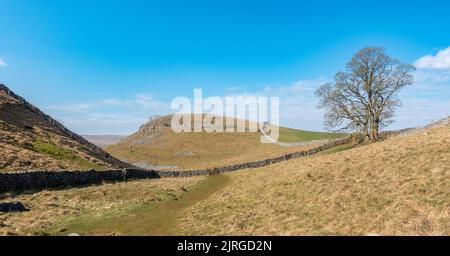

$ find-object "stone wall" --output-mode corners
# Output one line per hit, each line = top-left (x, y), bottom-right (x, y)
(0, 84), (133, 169)
(0, 136), (353, 193)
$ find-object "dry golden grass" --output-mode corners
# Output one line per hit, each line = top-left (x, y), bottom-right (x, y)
(0, 176), (203, 235)
(107, 129), (324, 170)
(1, 119), (448, 236)
(106, 115), (340, 170)
(177, 125), (450, 235)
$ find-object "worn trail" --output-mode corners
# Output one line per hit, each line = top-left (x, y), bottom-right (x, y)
(57, 174), (231, 236)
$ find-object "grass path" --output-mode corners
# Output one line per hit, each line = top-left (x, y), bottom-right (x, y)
(56, 174), (231, 236)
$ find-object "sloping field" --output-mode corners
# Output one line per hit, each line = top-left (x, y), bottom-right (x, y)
(106, 115), (346, 170)
(278, 127), (346, 143)
(176, 124), (450, 235)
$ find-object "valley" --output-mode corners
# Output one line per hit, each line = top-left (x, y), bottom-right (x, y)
(105, 115), (347, 170)
(1, 0), (449, 241)
(1, 117), (448, 235)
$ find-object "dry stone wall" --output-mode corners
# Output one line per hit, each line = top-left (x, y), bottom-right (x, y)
(0, 136), (353, 193)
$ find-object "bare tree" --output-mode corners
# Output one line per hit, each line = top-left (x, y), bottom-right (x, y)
(315, 47), (415, 141)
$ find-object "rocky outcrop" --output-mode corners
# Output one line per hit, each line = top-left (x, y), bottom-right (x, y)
(0, 201), (28, 212)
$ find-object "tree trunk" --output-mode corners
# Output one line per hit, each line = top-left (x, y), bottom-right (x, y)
(370, 122), (379, 142)
(364, 126), (370, 140)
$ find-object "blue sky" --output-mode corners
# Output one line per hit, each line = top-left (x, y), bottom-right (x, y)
(1, 0), (449, 134)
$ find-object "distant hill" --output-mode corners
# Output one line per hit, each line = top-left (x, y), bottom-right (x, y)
(82, 135), (126, 147)
(105, 114), (346, 170)
(0, 84), (132, 172)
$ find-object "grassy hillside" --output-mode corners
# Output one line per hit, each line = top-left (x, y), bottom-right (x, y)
(2, 119), (448, 236)
(0, 84), (129, 172)
(177, 123), (450, 235)
(105, 115), (345, 170)
(278, 127), (346, 143)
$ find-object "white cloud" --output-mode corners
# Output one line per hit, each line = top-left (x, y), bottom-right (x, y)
(414, 46), (450, 70)
(98, 98), (124, 106)
(44, 66), (450, 135)
(54, 112), (151, 135)
(49, 78), (330, 134)
(135, 93), (168, 110)
(0, 58), (6, 67)
(393, 96), (450, 129)
(45, 93), (171, 135)
(230, 73), (449, 131)
(224, 78), (329, 131)
(48, 94), (169, 112)
(48, 103), (96, 113)
(391, 53), (450, 129)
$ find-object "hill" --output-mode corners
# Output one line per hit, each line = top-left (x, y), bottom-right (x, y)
(2, 118), (448, 235)
(105, 114), (347, 170)
(82, 135), (126, 147)
(176, 120), (450, 235)
(0, 84), (131, 172)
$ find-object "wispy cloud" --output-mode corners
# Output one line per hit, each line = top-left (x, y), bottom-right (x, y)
(392, 46), (450, 128)
(226, 61), (450, 131)
(45, 93), (170, 135)
(224, 77), (329, 130)
(0, 58), (6, 67)
(414, 46), (450, 70)
(94, 94), (169, 110)
(47, 94), (169, 112)
(44, 47), (450, 135)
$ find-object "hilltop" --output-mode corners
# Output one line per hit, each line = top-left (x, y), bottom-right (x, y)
(0, 84), (131, 172)
(105, 114), (346, 170)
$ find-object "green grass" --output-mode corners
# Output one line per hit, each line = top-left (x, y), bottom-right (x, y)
(278, 127), (347, 143)
(320, 143), (356, 155)
(50, 174), (231, 236)
(32, 139), (102, 170)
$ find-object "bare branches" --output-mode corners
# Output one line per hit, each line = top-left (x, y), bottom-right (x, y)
(315, 47), (415, 141)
